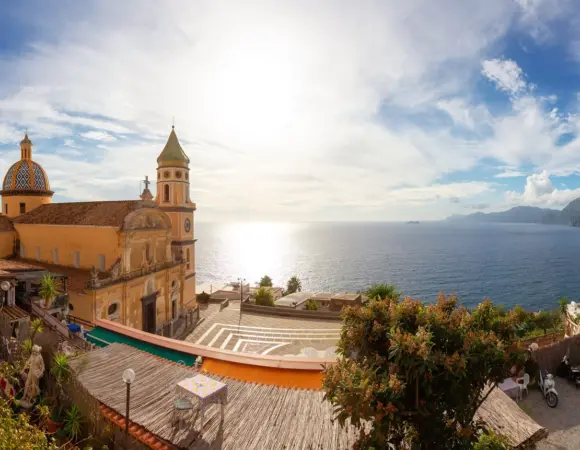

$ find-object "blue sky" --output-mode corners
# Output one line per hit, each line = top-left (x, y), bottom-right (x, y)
(2, 0), (580, 221)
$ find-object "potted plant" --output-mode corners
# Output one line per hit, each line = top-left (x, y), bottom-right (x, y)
(39, 274), (57, 309)
(63, 403), (84, 442)
(46, 352), (70, 433)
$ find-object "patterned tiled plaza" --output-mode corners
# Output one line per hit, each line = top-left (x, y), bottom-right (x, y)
(185, 302), (341, 357)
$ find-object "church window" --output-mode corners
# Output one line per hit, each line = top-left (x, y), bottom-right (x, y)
(186, 248), (191, 270)
(107, 301), (120, 320)
(98, 254), (106, 271)
(35, 246), (40, 261)
(73, 251), (80, 268)
(176, 171), (182, 179)
(53, 248), (58, 264)
(19, 203), (25, 214)
(164, 184), (169, 202)
(108, 302), (118, 316)
(164, 171), (170, 179)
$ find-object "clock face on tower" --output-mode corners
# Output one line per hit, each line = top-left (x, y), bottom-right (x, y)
(184, 218), (191, 233)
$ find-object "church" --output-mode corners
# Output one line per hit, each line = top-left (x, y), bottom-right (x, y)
(0, 128), (197, 333)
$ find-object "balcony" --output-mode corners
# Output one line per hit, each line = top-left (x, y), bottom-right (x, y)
(84, 261), (181, 290)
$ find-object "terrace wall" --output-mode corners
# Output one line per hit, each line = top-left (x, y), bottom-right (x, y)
(533, 332), (580, 374)
(241, 302), (342, 320)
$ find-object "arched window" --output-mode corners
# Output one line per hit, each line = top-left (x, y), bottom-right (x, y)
(164, 184), (169, 202)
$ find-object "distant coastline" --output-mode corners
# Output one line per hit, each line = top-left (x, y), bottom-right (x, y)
(446, 198), (580, 227)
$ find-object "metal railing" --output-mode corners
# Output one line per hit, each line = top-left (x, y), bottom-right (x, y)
(84, 261), (181, 290)
(67, 314), (95, 331)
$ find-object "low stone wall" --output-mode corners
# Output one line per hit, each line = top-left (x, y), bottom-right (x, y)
(241, 303), (342, 320)
(520, 331), (564, 349)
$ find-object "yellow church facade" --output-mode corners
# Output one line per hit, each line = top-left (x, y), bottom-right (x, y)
(0, 129), (197, 333)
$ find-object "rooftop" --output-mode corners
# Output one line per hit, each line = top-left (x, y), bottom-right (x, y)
(0, 215), (14, 232)
(186, 303), (340, 357)
(12, 200), (146, 227)
(69, 343), (358, 449)
(12, 258), (89, 293)
(157, 127), (190, 166)
(274, 291), (313, 307)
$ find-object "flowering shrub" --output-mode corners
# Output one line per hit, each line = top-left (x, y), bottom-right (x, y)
(0, 399), (57, 449)
(323, 293), (524, 449)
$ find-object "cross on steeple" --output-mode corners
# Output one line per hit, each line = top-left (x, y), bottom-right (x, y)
(143, 175), (150, 190)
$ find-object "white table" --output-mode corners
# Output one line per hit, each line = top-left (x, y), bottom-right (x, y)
(499, 378), (520, 400)
(177, 374), (228, 430)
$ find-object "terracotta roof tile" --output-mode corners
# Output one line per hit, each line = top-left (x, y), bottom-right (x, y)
(0, 259), (45, 272)
(99, 404), (173, 450)
(0, 216), (14, 232)
(12, 200), (146, 227)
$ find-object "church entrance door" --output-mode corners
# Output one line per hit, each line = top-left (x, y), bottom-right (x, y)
(141, 293), (157, 333)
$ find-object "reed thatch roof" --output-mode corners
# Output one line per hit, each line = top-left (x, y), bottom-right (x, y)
(475, 386), (548, 448)
(69, 344), (547, 449)
(69, 344), (358, 449)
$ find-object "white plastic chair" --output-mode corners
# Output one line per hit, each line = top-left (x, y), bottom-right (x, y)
(518, 373), (530, 400)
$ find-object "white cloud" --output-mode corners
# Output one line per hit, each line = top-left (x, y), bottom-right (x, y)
(481, 59), (527, 94)
(494, 167), (526, 178)
(79, 131), (116, 141)
(506, 170), (580, 206)
(436, 98), (491, 129)
(0, 1), (578, 220)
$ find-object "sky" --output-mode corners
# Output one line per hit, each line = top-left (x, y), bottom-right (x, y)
(3, 0), (580, 221)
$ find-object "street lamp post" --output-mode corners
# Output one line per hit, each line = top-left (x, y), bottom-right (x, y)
(122, 368), (136, 449)
(238, 277), (245, 332)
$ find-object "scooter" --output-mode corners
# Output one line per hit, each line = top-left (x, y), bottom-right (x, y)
(539, 368), (559, 408)
(557, 353), (580, 387)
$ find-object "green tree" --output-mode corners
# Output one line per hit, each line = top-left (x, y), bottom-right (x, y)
(39, 274), (58, 308)
(534, 311), (552, 335)
(473, 431), (510, 450)
(304, 299), (318, 311)
(365, 283), (400, 301)
(0, 399), (57, 449)
(196, 292), (210, 304)
(259, 275), (273, 288)
(559, 297), (569, 317)
(286, 276), (302, 295)
(323, 294), (524, 449)
(255, 287), (275, 306)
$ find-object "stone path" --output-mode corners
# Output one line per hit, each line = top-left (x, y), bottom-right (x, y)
(520, 378), (580, 449)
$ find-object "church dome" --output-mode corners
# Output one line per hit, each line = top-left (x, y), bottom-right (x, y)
(2, 160), (51, 192)
(0, 134), (52, 196)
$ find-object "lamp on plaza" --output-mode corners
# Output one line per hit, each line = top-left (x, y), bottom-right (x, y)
(122, 368), (136, 448)
(238, 277), (246, 332)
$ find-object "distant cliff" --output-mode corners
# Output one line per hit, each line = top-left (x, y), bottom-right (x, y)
(446, 198), (580, 227)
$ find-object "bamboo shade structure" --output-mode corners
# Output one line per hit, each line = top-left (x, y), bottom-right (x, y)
(69, 344), (359, 449)
(69, 344), (547, 449)
(474, 386), (547, 448)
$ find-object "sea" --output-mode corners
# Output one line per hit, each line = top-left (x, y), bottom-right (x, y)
(195, 221), (580, 311)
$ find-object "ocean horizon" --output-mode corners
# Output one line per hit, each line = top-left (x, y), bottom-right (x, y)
(195, 221), (580, 311)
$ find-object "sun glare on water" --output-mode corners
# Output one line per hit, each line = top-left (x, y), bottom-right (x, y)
(219, 222), (300, 285)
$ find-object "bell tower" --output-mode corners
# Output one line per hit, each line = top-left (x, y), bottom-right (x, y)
(155, 126), (196, 308)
